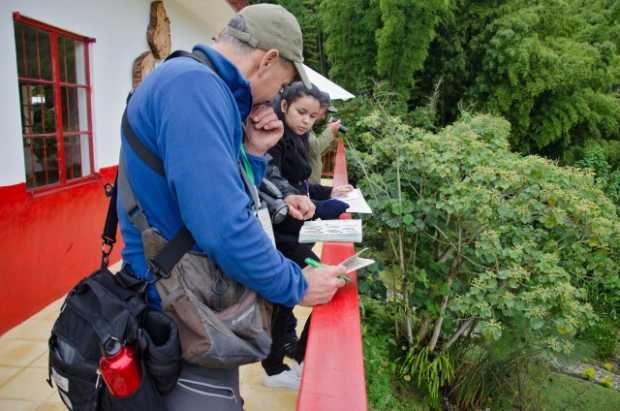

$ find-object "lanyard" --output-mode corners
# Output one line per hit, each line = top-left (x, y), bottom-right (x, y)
(239, 145), (255, 186)
(239, 146), (261, 212)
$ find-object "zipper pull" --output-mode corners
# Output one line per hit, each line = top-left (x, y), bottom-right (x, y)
(95, 369), (102, 389)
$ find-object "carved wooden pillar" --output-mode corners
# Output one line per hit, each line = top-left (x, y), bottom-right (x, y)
(131, 1), (172, 88)
(227, 1), (247, 12)
(148, 1), (171, 59)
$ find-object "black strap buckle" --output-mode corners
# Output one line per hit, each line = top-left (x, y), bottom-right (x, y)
(100, 236), (115, 267)
(147, 259), (171, 280)
(103, 183), (115, 198)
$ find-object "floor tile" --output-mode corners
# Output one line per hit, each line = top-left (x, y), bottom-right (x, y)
(239, 306), (311, 411)
(109, 260), (123, 273)
(28, 299), (63, 323)
(42, 391), (61, 404)
(0, 399), (36, 411)
(30, 352), (48, 369)
(0, 367), (21, 388)
(0, 320), (52, 342)
(0, 368), (53, 401)
(34, 402), (65, 411)
(0, 340), (48, 368)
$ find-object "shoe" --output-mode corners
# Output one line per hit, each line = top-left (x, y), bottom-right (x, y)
(263, 369), (301, 390)
(283, 334), (299, 359)
(290, 361), (304, 378)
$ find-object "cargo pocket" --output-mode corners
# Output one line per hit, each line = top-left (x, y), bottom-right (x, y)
(49, 336), (100, 411)
(141, 310), (182, 394)
(99, 370), (167, 411)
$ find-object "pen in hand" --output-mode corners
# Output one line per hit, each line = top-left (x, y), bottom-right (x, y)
(304, 258), (351, 282)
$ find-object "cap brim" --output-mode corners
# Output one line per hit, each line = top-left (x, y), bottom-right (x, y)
(294, 61), (312, 89)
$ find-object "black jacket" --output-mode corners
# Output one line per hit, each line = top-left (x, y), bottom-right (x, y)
(261, 97), (332, 242)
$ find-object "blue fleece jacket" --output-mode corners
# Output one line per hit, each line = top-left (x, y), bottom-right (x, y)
(118, 45), (307, 308)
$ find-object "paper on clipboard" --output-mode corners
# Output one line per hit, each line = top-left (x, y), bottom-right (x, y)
(338, 188), (372, 214)
(298, 219), (363, 243)
(339, 248), (376, 273)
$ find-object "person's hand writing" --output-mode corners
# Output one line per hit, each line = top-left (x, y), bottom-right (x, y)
(331, 184), (354, 198)
(300, 264), (346, 306)
(284, 195), (315, 220)
(244, 104), (284, 156)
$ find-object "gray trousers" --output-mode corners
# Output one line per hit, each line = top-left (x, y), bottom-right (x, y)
(165, 362), (243, 411)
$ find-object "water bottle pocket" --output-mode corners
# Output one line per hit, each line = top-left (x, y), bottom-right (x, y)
(49, 335), (100, 411)
(99, 369), (167, 411)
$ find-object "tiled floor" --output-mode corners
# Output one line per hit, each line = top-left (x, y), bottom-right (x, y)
(0, 259), (314, 411)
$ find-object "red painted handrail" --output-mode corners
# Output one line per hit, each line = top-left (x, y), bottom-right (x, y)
(297, 140), (368, 411)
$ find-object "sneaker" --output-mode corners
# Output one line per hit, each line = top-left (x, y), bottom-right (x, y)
(290, 361), (304, 378)
(263, 369), (301, 390)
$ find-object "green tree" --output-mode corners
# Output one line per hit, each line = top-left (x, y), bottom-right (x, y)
(248, 0), (328, 73)
(375, 0), (450, 101)
(320, 0), (382, 92)
(348, 110), (620, 407)
(412, 0), (620, 158)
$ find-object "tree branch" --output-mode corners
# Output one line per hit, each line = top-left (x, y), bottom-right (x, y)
(444, 318), (475, 350)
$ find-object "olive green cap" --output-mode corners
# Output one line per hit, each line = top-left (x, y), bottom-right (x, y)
(227, 4), (311, 88)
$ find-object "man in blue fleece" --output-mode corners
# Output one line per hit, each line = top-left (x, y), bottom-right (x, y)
(118, 4), (345, 410)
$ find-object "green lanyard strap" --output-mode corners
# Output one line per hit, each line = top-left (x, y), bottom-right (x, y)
(239, 145), (255, 185)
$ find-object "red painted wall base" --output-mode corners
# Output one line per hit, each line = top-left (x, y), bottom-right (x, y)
(0, 166), (121, 334)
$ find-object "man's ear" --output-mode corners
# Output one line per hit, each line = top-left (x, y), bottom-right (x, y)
(259, 49), (281, 71)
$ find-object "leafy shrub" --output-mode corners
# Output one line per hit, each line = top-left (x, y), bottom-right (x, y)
(601, 375), (614, 388)
(400, 347), (453, 408)
(347, 111), (620, 407)
(574, 140), (620, 207)
(583, 367), (597, 381)
(581, 317), (619, 360)
(361, 297), (429, 411)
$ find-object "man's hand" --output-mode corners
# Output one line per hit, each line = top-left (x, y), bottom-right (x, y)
(331, 184), (354, 198)
(284, 195), (315, 220)
(326, 120), (342, 137)
(300, 264), (347, 306)
(244, 104), (284, 156)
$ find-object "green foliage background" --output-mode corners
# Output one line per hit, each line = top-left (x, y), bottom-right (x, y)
(247, 0), (620, 408)
(256, 0), (620, 203)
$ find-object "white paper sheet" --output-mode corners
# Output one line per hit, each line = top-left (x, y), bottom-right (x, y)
(340, 249), (376, 273)
(298, 219), (363, 243)
(337, 188), (373, 214)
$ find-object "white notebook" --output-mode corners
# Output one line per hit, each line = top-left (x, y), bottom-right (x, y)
(298, 219), (363, 243)
(338, 188), (372, 214)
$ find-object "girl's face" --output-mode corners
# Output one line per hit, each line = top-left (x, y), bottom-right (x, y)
(281, 95), (321, 135)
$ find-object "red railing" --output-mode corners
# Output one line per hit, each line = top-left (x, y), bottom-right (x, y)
(320, 145), (337, 178)
(297, 140), (367, 411)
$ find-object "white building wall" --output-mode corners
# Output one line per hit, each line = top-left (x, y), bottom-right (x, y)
(0, 0), (232, 186)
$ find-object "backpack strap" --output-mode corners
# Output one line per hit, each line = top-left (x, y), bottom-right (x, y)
(113, 48), (221, 278)
(122, 110), (165, 176)
(100, 177), (118, 268)
(119, 112), (195, 279)
(165, 49), (215, 71)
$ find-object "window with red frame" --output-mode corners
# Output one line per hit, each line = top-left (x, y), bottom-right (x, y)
(13, 14), (94, 190)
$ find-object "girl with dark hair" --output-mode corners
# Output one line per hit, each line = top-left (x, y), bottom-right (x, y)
(260, 82), (352, 389)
